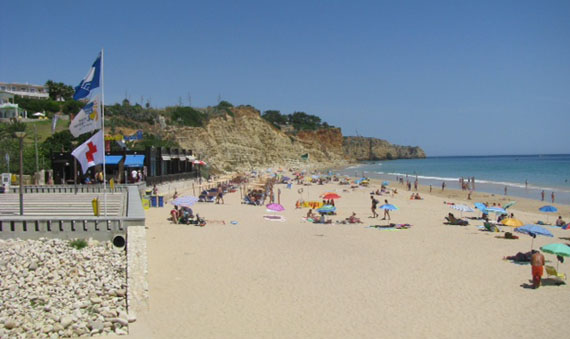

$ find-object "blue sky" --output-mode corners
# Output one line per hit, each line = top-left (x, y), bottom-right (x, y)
(1, 0), (569, 156)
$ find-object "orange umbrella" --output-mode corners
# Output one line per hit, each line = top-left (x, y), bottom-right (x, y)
(321, 193), (341, 200)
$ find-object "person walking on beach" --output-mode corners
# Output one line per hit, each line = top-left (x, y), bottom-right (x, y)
(551, 192), (555, 203)
(382, 199), (391, 220)
(429, 184), (432, 193)
(370, 195), (379, 218)
(504, 186), (508, 196)
(541, 190), (545, 201)
(441, 181), (446, 191)
(531, 250), (545, 289)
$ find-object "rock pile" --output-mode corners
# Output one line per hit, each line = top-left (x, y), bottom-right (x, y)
(0, 238), (129, 337)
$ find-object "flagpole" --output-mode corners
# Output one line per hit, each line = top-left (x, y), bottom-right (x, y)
(101, 49), (107, 216)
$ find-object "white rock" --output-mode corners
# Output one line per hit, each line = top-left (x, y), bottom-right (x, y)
(60, 315), (73, 328)
(4, 319), (17, 329)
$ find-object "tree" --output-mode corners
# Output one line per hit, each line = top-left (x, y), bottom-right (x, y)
(261, 110), (288, 128)
(45, 80), (74, 101)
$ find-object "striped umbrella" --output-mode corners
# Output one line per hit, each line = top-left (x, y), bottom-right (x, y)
(451, 204), (474, 217)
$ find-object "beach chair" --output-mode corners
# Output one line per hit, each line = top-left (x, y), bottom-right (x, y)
(545, 266), (567, 282)
(483, 222), (499, 232)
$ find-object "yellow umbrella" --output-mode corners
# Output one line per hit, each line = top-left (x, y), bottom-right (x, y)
(501, 218), (524, 227)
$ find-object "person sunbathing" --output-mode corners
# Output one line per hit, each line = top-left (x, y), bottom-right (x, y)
(170, 206), (181, 224)
(555, 216), (566, 226)
(346, 212), (362, 224)
(414, 193), (422, 200)
(445, 213), (468, 225)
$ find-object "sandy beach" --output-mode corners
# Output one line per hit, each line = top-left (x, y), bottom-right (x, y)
(129, 175), (570, 338)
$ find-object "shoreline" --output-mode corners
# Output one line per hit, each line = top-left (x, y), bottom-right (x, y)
(335, 161), (570, 206)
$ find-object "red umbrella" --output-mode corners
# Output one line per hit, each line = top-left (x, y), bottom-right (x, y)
(321, 193), (341, 200)
(193, 160), (207, 166)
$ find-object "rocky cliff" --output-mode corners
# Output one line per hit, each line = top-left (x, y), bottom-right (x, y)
(343, 136), (426, 161)
(163, 106), (348, 172)
(161, 106), (425, 172)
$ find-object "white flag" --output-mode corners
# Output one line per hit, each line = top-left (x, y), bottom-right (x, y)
(71, 130), (104, 174)
(69, 95), (101, 137)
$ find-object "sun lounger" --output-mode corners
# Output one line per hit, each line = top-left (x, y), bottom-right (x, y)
(483, 222), (499, 232)
(545, 265), (567, 283)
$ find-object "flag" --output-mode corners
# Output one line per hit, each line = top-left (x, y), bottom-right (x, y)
(71, 130), (104, 174)
(69, 94), (101, 137)
(73, 53), (101, 100)
(51, 114), (59, 134)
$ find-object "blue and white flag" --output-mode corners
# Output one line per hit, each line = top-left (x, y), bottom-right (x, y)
(73, 53), (101, 100)
(69, 94), (101, 137)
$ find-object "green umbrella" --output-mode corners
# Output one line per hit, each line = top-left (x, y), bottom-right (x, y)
(503, 201), (516, 209)
(540, 243), (570, 257)
(540, 243), (570, 270)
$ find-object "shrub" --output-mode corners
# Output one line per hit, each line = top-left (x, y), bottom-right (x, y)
(69, 239), (88, 250)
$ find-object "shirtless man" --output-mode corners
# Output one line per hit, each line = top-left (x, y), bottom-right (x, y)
(371, 195), (379, 218)
(531, 250), (545, 289)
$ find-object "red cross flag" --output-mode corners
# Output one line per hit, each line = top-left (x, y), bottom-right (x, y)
(72, 130), (104, 174)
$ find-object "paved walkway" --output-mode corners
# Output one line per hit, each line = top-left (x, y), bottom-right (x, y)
(0, 192), (125, 216)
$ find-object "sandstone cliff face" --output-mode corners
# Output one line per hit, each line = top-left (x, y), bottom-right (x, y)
(162, 106), (425, 172)
(163, 106), (348, 172)
(343, 136), (426, 161)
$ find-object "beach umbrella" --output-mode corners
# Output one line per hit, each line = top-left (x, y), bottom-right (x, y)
(193, 160), (207, 166)
(266, 203), (285, 212)
(539, 205), (558, 213)
(32, 112), (45, 117)
(503, 201), (517, 209)
(317, 205), (336, 214)
(321, 193), (341, 200)
(382, 181), (390, 186)
(171, 196), (199, 208)
(501, 218), (524, 227)
(540, 243), (570, 270)
(378, 204), (399, 211)
(451, 204), (474, 217)
(474, 202), (487, 210)
(484, 207), (507, 214)
(515, 224), (554, 250)
(539, 205), (558, 223)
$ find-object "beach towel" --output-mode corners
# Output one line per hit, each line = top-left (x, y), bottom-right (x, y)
(263, 215), (286, 222)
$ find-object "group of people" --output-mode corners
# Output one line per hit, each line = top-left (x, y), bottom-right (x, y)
(370, 196), (391, 220)
(409, 193), (423, 200)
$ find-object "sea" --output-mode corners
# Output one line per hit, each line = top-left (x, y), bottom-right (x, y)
(336, 154), (570, 205)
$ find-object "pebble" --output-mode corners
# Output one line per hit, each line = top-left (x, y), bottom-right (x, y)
(0, 238), (128, 337)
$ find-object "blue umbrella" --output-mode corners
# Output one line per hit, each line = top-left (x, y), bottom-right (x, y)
(539, 205), (558, 223)
(539, 205), (558, 213)
(484, 206), (507, 214)
(317, 205), (336, 214)
(378, 204), (399, 211)
(382, 181), (389, 186)
(515, 224), (554, 249)
(474, 202), (487, 210)
(171, 196), (199, 208)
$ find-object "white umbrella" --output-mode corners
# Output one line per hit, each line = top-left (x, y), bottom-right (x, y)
(451, 204), (474, 217)
(32, 112), (45, 117)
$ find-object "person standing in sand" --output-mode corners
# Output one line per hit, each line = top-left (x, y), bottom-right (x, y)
(370, 195), (379, 218)
(531, 250), (545, 289)
(551, 192), (555, 203)
(541, 190), (545, 201)
(381, 199), (391, 220)
(441, 181), (446, 191)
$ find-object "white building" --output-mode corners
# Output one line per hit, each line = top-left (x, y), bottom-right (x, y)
(0, 82), (49, 100)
